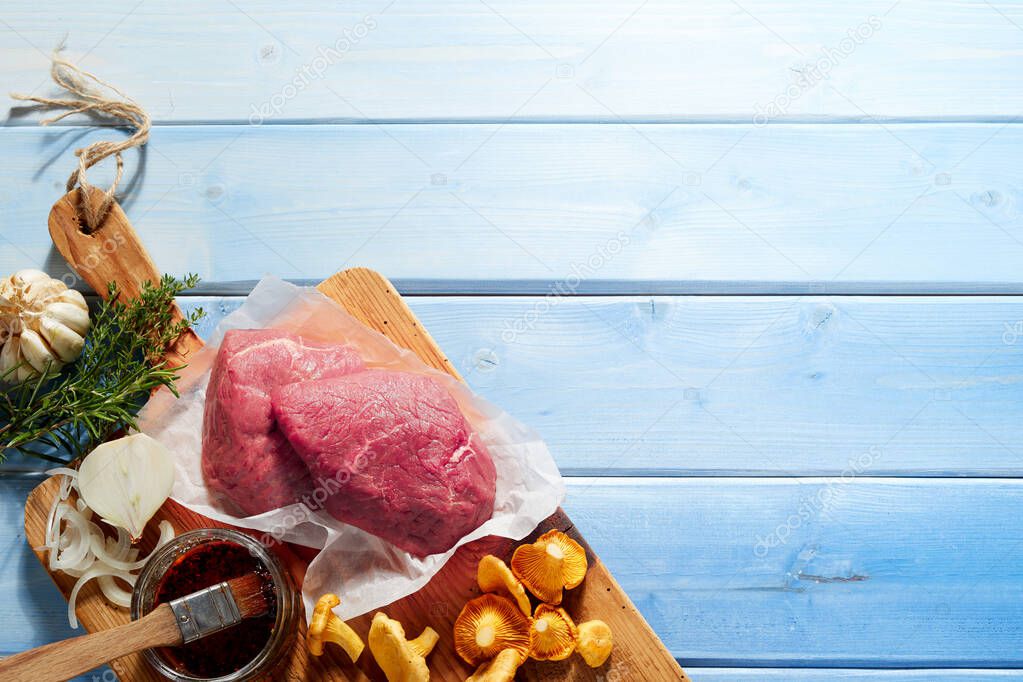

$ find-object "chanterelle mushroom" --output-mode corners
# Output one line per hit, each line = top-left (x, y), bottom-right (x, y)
(453, 594), (532, 666)
(510, 530), (587, 604)
(577, 619), (613, 668)
(477, 554), (531, 617)
(529, 604), (578, 661)
(368, 612), (439, 682)
(466, 648), (524, 682)
(307, 594), (365, 662)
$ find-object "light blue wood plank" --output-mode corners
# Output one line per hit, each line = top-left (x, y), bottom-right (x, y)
(0, 476), (84, 653)
(2, 123), (1021, 294)
(326, 295), (1023, 477)
(3, 1), (1021, 122)
(568, 477), (1023, 667)
(5, 475), (1023, 667)
(185, 295), (1023, 477)
(7, 294), (1022, 477)
(403, 295), (1022, 476)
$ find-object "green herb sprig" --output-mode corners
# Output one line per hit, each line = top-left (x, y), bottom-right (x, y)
(0, 274), (205, 463)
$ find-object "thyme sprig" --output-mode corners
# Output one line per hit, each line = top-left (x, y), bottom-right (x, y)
(0, 274), (205, 463)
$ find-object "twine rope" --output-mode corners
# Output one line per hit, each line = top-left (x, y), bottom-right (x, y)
(11, 51), (150, 232)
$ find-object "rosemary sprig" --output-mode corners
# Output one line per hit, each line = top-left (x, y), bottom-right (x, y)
(0, 274), (205, 463)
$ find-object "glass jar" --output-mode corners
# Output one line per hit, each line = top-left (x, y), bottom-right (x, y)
(131, 528), (300, 681)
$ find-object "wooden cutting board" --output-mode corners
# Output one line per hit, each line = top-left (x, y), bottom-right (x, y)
(23, 191), (688, 681)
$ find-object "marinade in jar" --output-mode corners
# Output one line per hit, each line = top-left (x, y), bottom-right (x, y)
(153, 540), (277, 678)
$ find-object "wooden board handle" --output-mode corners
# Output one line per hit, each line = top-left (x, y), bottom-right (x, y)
(0, 604), (180, 682)
(48, 189), (203, 368)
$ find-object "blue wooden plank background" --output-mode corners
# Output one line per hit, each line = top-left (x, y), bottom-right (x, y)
(2, 0), (1022, 679)
(3, 123), (1023, 294)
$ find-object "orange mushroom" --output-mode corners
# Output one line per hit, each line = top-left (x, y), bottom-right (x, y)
(306, 593), (365, 662)
(577, 619), (613, 667)
(477, 554), (531, 617)
(466, 648), (524, 682)
(367, 612), (439, 682)
(510, 530), (587, 604)
(453, 594), (532, 666)
(528, 604), (578, 661)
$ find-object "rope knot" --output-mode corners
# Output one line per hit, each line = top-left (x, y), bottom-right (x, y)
(11, 51), (151, 232)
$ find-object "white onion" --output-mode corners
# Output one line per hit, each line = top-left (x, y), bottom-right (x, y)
(76, 497), (93, 520)
(88, 519), (174, 572)
(97, 574), (135, 609)
(49, 504), (92, 573)
(112, 528), (130, 557)
(39, 470), (77, 551)
(45, 467), (79, 483)
(39, 471), (176, 627)
(67, 564), (134, 629)
(77, 434), (175, 541)
(153, 520), (175, 550)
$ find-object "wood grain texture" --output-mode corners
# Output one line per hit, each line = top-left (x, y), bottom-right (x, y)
(11, 293), (1013, 478)
(3, 0), (1022, 677)
(565, 477), (1023, 667)
(3, 1), (1022, 122)
(22, 269), (686, 681)
(23, 479), (330, 681)
(0, 603), (180, 682)
(2, 123), (1023, 294)
(10, 476), (1023, 667)
(359, 295), (1023, 477)
(9, 293), (1023, 478)
(48, 191), (203, 368)
(688, 672), (1023, 681)
(39, 670), (1023, 682)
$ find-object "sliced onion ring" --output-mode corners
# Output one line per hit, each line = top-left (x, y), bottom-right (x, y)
(50, 505), (91, 572)
(39, 471), (176, 627)
(97, 574), (135, 609)
(68, 564), (135, 629)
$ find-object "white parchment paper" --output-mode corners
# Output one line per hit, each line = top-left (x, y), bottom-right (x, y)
(139, 276), (565, 620)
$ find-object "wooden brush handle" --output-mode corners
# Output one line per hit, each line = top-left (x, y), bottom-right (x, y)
(0, 603), (181, 682)
(48, 189), (203, 368)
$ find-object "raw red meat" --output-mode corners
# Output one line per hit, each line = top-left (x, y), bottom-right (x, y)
(202, 329), (364, 515)
(271, 370), (497, 556)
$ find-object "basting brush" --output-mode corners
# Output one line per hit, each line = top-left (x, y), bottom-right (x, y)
(0, 574), (271, 682)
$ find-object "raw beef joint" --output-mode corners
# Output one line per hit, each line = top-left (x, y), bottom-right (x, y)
(202, 329), (364, 515)
(271, 370), (497, 556)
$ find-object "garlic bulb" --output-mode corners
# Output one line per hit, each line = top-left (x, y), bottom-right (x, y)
(77, 433), (176, 541)
(0, 269), (90, 381)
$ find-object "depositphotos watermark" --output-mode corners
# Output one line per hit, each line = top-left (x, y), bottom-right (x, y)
(1003, 320), (1023, 345)
(753, 16), (882, 127)
(753, 446), (882, 558)
(249, 15), (377, 125)
(256, 456), (369, 547)
(499, 230), (631, 344)
(51, 231), (128, 290)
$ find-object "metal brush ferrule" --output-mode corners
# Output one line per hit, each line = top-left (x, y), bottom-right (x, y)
(168, 581), (242, 644)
